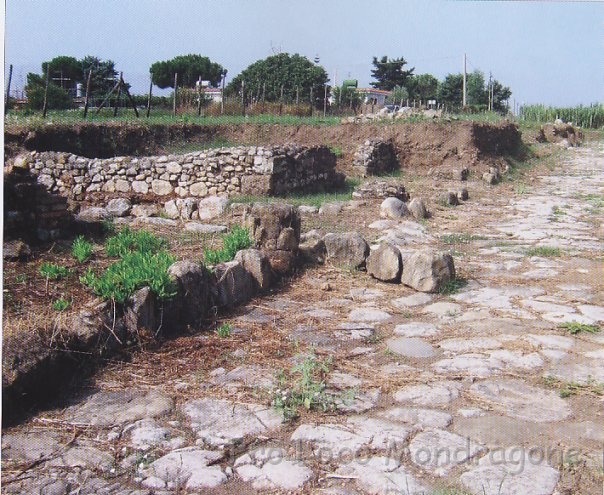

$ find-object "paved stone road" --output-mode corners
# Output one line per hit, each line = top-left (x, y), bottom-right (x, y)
(3, 143), (603, 494)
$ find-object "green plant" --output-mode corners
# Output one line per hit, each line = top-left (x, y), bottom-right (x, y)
(71, 235), (94, 263)
(272, 353), (334, 421)
(438, 277), (468, 295)
(559, 321), (600, 335)
(80, 250), (177, 303)
(203, 225), (252, 265)
(39, 262), (69, 280)
(105, 227), (168, 257)
(440, 233), (487, 244)
(216, 322), (231, 338)
(52, 298), (70, 311)
(524, 246), (562, 257)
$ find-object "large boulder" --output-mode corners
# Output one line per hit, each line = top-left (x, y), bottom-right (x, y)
(234, 249), (272, 292)
(198, 196), (229, 221)
(246, 203), (300, 251)
(3, 240), (31, 260)
(380, 197), (408, 219)
(366, 243), (403, 283)
(401, 250), (455, 293)
(213, 261), (256, 308)
(106, 198), (132, 218)
(323, 232), (369, 269)
(408, 198), (428, 220)
(123, 287), (157, 336)
(165, 261), (212, 332)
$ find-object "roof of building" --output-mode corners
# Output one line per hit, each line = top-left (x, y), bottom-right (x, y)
(356, 88), (392, 95)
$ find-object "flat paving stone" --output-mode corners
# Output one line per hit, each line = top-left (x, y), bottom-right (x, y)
(184, 222), (227, 234)
(393, 381), (461, 407)
(390, 293), (433, 308)
(393, 321), (439, 337)
(333, 456), (430, 495)
(290, 423), (370, 457)
(438, 337), (501, 353)
(126, 419), (184, 451)
(52, 445), (114, 471)
(209, 364), (275, 389)
(469, 379), (571, 422)
(460, 448), (559, 495)
(182, 398), (282, 447)
(1, 431), (62, 462)
(334, 388), (380, 413)
(348, 308), (391, 323)
(335, 322), (375, 340)
(523, 333), (575, 350)
(376, 407), (452, 429)
(349, 288), (384, 300)
(423, 302), (462, 319)
(521, 299), (577, 314)
(66, 389), (174, 427)
(578, 304), (604, 322)
(303, 308), (337, 318)
(453, 415), (547, 447)
(432, 353), (504, 378)
(142, 447), (226, 490)
(408, 428), (485, 476)
(488, 349), (544, 370)
(235, 447), (312, 491)
(386, 337), (436, 358)
(545, 361), (604, 385)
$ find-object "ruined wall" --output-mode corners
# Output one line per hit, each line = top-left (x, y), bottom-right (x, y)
(16, 145), (340, 201)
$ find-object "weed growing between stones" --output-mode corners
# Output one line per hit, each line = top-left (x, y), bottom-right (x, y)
(51, 297), (69, 311)
(440, 233), (487, 245)
(559, 321), (601, 335)
(203, 225), (252, 265)
(438, 277), (468, 295)
(71, 235), (94, 263)
(543, 375), (603, 398)
(272, 352), (335, 421)
(524, 246), (562, 257)
(105, 227), (168, 257)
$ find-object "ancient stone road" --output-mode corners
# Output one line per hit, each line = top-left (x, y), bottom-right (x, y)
(3, 143), (603, 494)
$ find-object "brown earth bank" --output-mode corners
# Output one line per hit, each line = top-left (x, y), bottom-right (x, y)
(4, 121), (522, 170)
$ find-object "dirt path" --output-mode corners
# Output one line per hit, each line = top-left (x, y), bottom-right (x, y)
(2, 143), (603, 494)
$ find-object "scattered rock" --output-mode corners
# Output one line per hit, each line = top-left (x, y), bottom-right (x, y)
(366, 242), (402, 282)
(3, 240), (31, 260)
(105, 198), (132, 217)
(353, 179), (408, 201)
(235, 249), (272, 291)
(401, 250), (455, 293)
(235, 448), (312, 491)
(380, 197), (408, 218)
(213, 260), (256, 308)
(323, 232), (369, 269)
(318, 202), (344, 216)
(408, 197), (428, 219)
(457, 188), (469, 201)
(386, 337), (437, 358)
(198, 195), (229, 220)
(131, 204), (160, 218)
(246, 203), (301, 251)
(76, 206), (109, 222)
(440, 191), (459, 206)
(166, 260), (212, 331)
(184, 222), (227, 234)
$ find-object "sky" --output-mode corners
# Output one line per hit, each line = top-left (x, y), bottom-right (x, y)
(3, 0), (604, 107)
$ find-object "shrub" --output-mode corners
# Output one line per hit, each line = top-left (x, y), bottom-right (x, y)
(216, 322), (231, 338)
(39, 262), (69, 280)
(204, 225), (252, 265)
(71, 235), (93, 263)
(105, 227), (168, 258)
(80, 250), (177, 304)
(559, 322), (600, 335)
(52, 298), (70, 311)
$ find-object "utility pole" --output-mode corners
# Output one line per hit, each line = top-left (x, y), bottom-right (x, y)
(5, 64), (13, 112)
(488, 72), (492, 111)
(221, 70), (227, 115)
(462, 53), (467, 108)
(173, 72), (178, 116)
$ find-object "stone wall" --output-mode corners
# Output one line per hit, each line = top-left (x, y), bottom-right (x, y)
(17, 145), (341, 201)
(353, 139), (399, 176)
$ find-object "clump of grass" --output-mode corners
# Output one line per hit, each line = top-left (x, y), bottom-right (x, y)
(80, 251), (177, 304)
(105, 227), (168, 258)
(39, 262), (69, 280)
(515, 183), (529, 194)
(524, 246), (562, 257)
(438, 277), (468, 295)
(204, 225), (252, 265)
(52, 298), (70, 311)
(71, 235), (94, 263)
(543, 374), (603, 398)
(272, 353), (335, 421)
(440, 233), (487, 245)
(559, 321), (600, 335)
(216, 322), (231, 338)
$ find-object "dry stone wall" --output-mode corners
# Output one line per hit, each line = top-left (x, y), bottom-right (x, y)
(19, 145), (340, 201)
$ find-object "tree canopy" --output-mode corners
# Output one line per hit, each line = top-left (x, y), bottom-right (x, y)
(226, 53), (329, 106)
(150, 54), (225, 89)
(370, 56), (414, 91)
(437, 71), (511, 112)
(408, 73), (439, 102)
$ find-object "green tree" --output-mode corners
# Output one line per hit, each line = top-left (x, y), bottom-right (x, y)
(150, 54), (225, 89)
(467, 70), (487, 107)
(333, 85), (362, 111)
(42, 56), (81, 92)
(408, 73), (438, 102)
(386, 85), (409, 105)
(437, 73), (464, 109)
(226, 53), (328, 107)
(80, 56), (119, 98)
(24, 73), (72, 110)
(491, 80), (512, 113)
(370, 56), (414, 91)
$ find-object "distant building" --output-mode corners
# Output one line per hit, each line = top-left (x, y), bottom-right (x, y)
(356, 88), (392, 106)
(203, 87), (223, 103)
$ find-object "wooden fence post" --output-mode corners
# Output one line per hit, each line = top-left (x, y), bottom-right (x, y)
(146, 76), (153, 118)
(5, 64), (13, 113)
(83, 69), (92, 117)
(42, 68), (50, 118)
(241, 80), (245, 117)
(173, 73), (178, 116)
(197, 76), (203, 116)
(113, 72), (123, 117)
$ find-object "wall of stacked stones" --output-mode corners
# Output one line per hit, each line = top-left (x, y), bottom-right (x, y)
(19, 145), (339, 201)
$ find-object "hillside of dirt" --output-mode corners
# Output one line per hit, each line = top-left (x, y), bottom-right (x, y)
(4, 121), (521, 174)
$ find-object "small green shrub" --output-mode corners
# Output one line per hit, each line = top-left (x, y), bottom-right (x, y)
(216, 322), (231, 338)
(440, 233), (487, 245)
(71, 236), (94, 263)
(39, 262), (69, 280)
(559, 321), (600, 335)
(52, 298), (70, 311)
(204, 225), (252, 265)
(524, 246), (562, 257)
(105, 227), (168, 258)
(80, 250), (177, 303)
(438, 277), (468, 295)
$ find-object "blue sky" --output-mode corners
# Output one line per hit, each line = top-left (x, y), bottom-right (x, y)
(3, 0), (603, 107)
